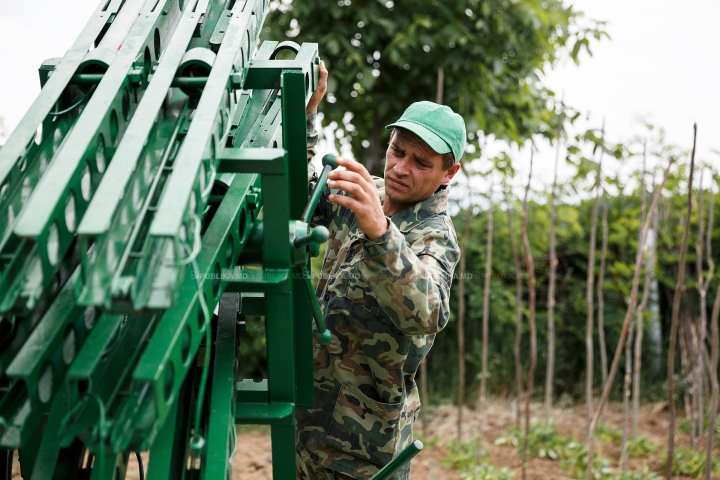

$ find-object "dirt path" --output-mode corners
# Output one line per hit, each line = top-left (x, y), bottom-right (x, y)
(9, 400), (716, 479)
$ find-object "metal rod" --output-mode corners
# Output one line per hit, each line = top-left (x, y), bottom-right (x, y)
(300, 154), (338, 223)
(69, 74), (211, 87)
(371, 441), (423, 480)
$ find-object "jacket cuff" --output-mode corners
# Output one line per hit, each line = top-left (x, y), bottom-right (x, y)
(361, 219), (401, 258)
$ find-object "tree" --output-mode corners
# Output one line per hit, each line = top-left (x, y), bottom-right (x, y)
(667, 125), (696, 479)
(266, 0), (607, 173)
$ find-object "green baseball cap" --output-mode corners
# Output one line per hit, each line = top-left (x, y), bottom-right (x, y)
(385, 101), (466, 164)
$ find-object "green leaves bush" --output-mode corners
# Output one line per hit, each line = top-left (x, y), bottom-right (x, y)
(442, 438), (514, 480)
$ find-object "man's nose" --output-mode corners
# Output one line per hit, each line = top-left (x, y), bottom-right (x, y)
(393, 158), (410, 176)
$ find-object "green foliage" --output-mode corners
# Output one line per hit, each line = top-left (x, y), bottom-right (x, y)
(560, 442), (614, 480)
(660, 447), (720, 478)
(443, 438), (515, 480)
(625, 436), (659, 458)
(596, 424), (622, 444)
(266, 0), (607, 172)
(494, 424), (570, 460)
(612, 469), (662, 480)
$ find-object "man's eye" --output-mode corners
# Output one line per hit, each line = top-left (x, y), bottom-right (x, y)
(414, 159), (428, 168)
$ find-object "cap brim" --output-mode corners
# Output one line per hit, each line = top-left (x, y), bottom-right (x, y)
(385, 120), (452, 155)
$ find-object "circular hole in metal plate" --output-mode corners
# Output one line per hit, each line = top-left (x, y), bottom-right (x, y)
(107, 241), (117, 269)
(35, 124), (43, 146)
(163, 362), (174, 401)
(180, 325), (191, 365)
(81, 162), (92, 200)
(62, 326), (76, 365)
(225, 235), (234, 267)
(7, 205), (15, 226)
(212, 262), (221, 298)
(96, 135), (106, 173)
(133, 180), (142, 208)
(154, 28), (161, 59)
(54, 128), (62, 149)
(197, 305), (205, 331)
(189, 191), (197, 214)
(0, 181), (7, 201)
(47, 222), (60, 266)
(238, 208), (246, 240)
(122, 89), (130, 121)
(198, 163), (206, 193)
(38, 362), (53, 403)
(84, 306), (96, 330)
(65, 193), (76, 231)
(109, 110), (119, 145)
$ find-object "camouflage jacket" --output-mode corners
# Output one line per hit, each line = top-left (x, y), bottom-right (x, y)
(297, 113), (460, 478)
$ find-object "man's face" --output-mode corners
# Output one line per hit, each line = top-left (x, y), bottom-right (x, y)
(383, 129), (460, 207)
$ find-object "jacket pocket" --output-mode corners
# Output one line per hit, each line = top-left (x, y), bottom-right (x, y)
(325, 382), (402, 466)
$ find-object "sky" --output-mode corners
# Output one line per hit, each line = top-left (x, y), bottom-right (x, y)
(1, 0), (718, 196)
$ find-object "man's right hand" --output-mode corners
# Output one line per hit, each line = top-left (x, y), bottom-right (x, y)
(306, 60), (328, 115)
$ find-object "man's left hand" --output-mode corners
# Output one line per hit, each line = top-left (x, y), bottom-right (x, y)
(327, 158), (388, 240)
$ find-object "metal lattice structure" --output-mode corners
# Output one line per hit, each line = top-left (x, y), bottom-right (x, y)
(0, 1), (421, 479)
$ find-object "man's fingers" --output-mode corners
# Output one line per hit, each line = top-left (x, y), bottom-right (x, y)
(328, 179), (366, 199)
(306, 60), (328, 114)
(335, 157), (374, 183)
(328, 193), (363, 212)
(328, 170), (368, 187)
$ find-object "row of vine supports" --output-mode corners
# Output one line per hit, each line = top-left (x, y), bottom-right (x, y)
(419, 112), (719, 479)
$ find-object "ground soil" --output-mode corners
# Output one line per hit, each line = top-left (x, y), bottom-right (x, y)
(10, 400), (718, 479)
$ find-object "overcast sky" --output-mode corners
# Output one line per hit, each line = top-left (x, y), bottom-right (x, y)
(1, 0), (718, 194)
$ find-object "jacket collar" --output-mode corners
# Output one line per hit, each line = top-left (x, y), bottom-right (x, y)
(375, 178), (449, 233)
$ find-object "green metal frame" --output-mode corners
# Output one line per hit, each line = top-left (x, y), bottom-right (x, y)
(0, 1), (422, 479)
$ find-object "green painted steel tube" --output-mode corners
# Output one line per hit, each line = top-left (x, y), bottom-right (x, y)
(300, 265), (331, 345)
(300, 153), (338, 223)
(371, 440), (424, 480)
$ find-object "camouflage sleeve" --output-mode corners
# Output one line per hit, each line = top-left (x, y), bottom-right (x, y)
(357, 219), (459, 335)
(307, 111), (319, 161)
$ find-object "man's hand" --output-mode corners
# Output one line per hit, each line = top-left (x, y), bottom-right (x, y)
(327, 158), (388, 240)
(306, 60), (328, 115)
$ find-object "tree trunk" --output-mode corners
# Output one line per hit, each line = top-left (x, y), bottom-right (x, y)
(597, 193), (609, 394)
(703, 181), (716, 480)
(667, 124), (697, 479)
(705, 258), (720, 480)
(520, 148), (537, 480)
(621, 318), (635, 471)
(477, 175), (494, 456)
(420, 67), (446, 437)
(456, 165), (472, 441)
(694, 170), (706, 439)
(585, 157), (674, 480)
(585, 121), (605, 430)
(505, 181), (525, 429)
(545, 100), (563, 422)
(632, 142), (649, 436)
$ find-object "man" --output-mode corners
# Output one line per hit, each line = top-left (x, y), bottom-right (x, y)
(297, 61), (464, 480)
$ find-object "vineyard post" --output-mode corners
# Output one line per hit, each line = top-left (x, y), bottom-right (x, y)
(585, 120), (605, 430)
(705, 187), (719, 479)
(667, 124), (697, 479)
(456, 159), (472, 442)
(545, 98), (564, 422)
(632, 141), (649, 435)
(477, 167), (494, 455)
(504, 178), (525, 429)
(520, 147), (537, 480)
(585, 156), (675, 480)
(694, 168), (707, 438)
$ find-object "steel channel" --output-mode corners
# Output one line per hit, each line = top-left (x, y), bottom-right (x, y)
(0, 271), (94, 448)
(3, 0), (181, 312)
(148, 0), (263, 244)
(75, 1), (207, 309)
(109, 172), (260, 447)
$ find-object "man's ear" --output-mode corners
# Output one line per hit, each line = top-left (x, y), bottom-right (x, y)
(441, 163), (461, 184)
